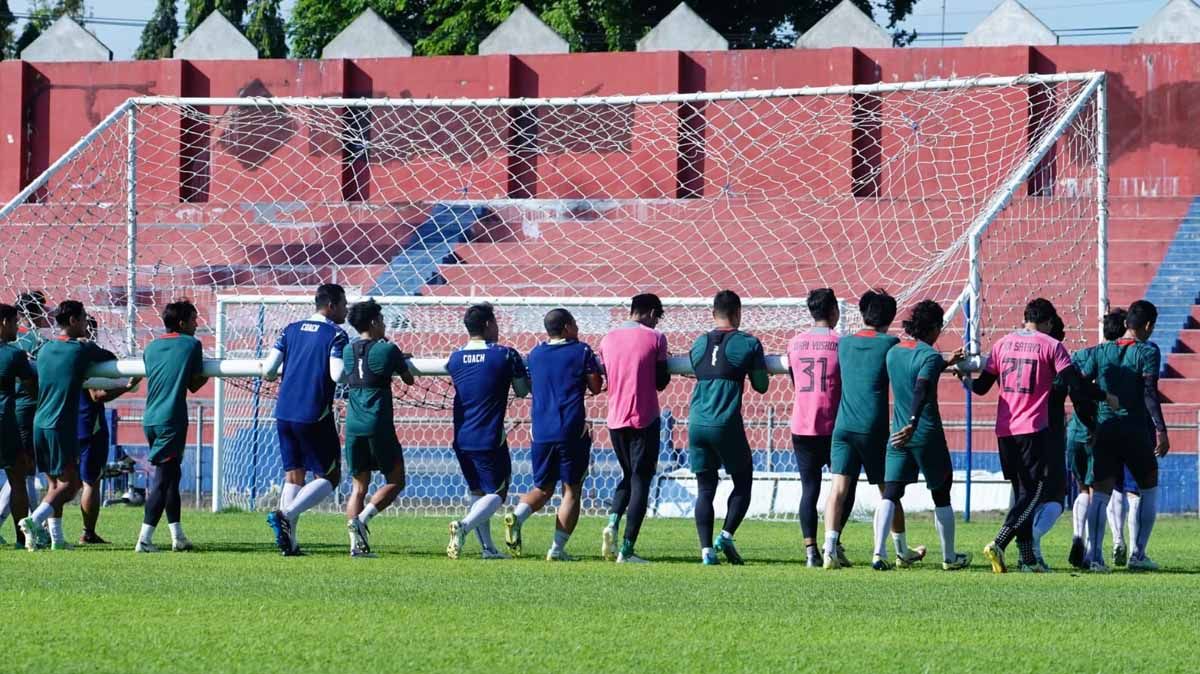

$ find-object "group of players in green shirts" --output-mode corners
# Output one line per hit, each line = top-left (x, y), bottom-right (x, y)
(0, 285), (1170, 571)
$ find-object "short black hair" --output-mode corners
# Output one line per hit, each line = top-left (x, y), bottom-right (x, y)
(806, 288), (837, 322)
(16, 290), (47, 319)
(464, 303), (496, 338)
(544, 308), (574, 338)
(1103, 309), (1127, 341)
(859, 289), (897, 329)
(348, 300), (383, 333)
(1048, 313), (1065, 342)
(54, 300), (85, 328)
(1127, 300), (1158, 330)
(630, 293), (664, 319)
(1024, 298), (1057, 325)
(902, 300), (944, 341)
(314, 283), (346, 310)
(0, 303), (17, 323)
(162, 300), (198, 333)
(712, 290), (741, 319)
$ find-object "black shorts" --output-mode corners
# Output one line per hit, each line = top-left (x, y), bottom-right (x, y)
(610, 420), (659, 480)
(792, 434), (831, 478)
(997, 429), (1049, 486)
(1094, 421), (1157, 490)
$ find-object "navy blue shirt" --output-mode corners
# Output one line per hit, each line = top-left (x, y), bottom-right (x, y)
(273, 315), (349, 424)
(77, 390), (105, 443)
(447, 341), (526, 452)
(528, 339), (599, 444)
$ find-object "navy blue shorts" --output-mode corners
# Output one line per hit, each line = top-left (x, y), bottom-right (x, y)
(531, 435), (592, 490)
(277, 417), (340, 477)
(1115, 463), (1139, 495)
(79, 430), (109, 484)
(454, 444), (512, 495)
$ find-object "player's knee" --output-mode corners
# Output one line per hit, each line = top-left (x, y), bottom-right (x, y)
(882, 482), (905, 503)
(931, 483), (952, 508)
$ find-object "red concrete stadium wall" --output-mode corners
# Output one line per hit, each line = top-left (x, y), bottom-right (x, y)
(2, 44), (1200, 202)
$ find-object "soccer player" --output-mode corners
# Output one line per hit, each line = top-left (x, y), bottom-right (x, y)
(504, 309), (603, 561)
(1028, 313), (1070, 568)
(1066, 308), (1125, 568)
(968, 298), (1111, 573)
(0, 303), (37, 547)
(342, 300), (414, 558)
(136, 301), (207, 553)
(263, 283), (350, 556)
(597, 293), (670, 564)
(884, 300), (971, 571)
(7, 290), (51, 546)
(78, 316), (139, 545)
(786, 288), (842, 567)
(688, 290), (769, 565)
(1107, 467), (1140, 567)
(18, 301), (117, 550)
(445, 303), (529, 560)
(824, 289), (925, 570)
(1076, 300), (1168, 572)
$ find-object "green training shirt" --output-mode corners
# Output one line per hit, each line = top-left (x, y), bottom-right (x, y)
(14, 328), (45, 416)
(687, 329), (767, 428)
(0, 342), (34, 445)
(833, 329), (900, 435)
(886, 339), (946, 448)
(142, 332), (205, 429)
(1078, 338), (1160, 430)
(343, 339), (410, 437)
(33, 337), (116, 431)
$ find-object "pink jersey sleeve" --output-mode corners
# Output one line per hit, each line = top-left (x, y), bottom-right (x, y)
(656, 332), (669, 361)
(1051, 340), (1072, 374)
(983, 339), (1002, 375)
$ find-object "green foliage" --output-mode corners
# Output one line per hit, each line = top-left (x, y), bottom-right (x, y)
(4, 509), (1199, 673)
(185, 0), (248, 34)
(245, 0), (287, 58)
(10, 0), (88, 58)
(0, 1), (14, 59)
(134, 0), (179, 60)
(287, 0), (426, 59)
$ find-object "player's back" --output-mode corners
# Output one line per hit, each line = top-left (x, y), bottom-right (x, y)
(447, 342), (525, 451)
(0, 342), (31, 419)
(688, 329), (765, 427)
(34, 338), (115, 430)
(1090, 338), (1158, 427)
(527, 339), (597, 444)
(143, 332), (204, 428)
(343, 338), (405, 437)
(274, 317), (348, 423)
(14, 328), (44, 412)
(787, 327), (840, 436)
(985, 329), (1071, 437)
(886, 339), (944, 444)
(598, 322), (667, 430)
(834, 329), (900, 435)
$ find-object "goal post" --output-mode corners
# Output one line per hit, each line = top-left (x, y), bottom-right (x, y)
(2, 71), (1108, 518)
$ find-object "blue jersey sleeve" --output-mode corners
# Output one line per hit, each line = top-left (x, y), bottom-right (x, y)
(509, 347), (528, 381)
(582, 344), (600, 375)
(330, 328), (349, 359)
(274, 327), (288, 356)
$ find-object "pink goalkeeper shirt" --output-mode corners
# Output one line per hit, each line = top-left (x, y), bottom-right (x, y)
(983, 328), (1072, 437)
(787, 327), (841, 436)
(598, 321), (669, 430)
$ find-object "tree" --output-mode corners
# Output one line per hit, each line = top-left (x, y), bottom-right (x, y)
(245, 0), (286, 58)
(0, 1), (15, 59)
(11, 0), (88, 58)
(185, 0), (248, 34)
(287, 0), (428, 59)
(135, 0), (178, 60)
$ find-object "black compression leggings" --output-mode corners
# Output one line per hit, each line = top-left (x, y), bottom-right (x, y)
(695, 470), (753, 547)
(144, 459), (182, 526)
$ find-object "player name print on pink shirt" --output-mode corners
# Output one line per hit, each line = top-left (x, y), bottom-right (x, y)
(984, 328), (1072, 437)
(598, 321), (669, 431)
(787, 327), (841, 436)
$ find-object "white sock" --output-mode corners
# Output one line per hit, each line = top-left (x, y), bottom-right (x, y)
(461, 493), (501, 536)
(823, 530), (839, 559)
(892, 531), (909, 558)
(701, 546), (713, 560)
(139, 523), (155, 544)
(359, 503), (379, 524)
(1133, 488), (1156, 558)
(550, 528), (570, 552)
(1071, 492), (1089, 539)
(1031, 501), (1063, 559)
(280, 482), (301, 511)
(1127, 492), (1141, 555)
(31, 501), (53, 525)
(873, 500), (895, 558)
(476, 519), (496, 550)
(1107, 491), (1127, 547)
(168, 521), (185, 541)
(719, 530), (734, 541)
(282, 478), (332, 524)
(25, 476), (37, 507)
(934, 505), (957, 563)
(1086, 491), (1110, 564)
(47, 517), (64, 544)
(513, 501), (534, 525)
(0, 478), (11, 521)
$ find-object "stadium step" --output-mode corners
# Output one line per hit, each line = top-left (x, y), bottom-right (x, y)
(1158, 378), (1200, 404)
(1175, 329), (1200, 354)
(1165, 353), (1200, 379)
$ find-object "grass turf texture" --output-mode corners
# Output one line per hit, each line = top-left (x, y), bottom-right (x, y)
(3, 509), (1200, 673)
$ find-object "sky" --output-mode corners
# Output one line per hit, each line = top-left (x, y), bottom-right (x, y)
(7, 0), (1175, 59)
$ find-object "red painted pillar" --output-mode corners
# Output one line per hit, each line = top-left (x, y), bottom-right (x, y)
(0, 61), (30, 202)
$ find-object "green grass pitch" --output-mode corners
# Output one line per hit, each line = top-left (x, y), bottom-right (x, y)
(4, 508), (1200, 673)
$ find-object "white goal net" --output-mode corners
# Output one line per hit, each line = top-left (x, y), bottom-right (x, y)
(0, 72), (1107, 516)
